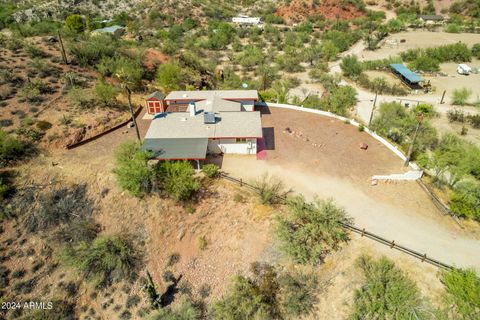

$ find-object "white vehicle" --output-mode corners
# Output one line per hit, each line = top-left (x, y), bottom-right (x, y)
(457, 64), (472, 75)
(232, 16), (262, 26)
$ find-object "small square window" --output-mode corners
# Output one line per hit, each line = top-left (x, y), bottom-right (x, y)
(236, 138), (247, 143)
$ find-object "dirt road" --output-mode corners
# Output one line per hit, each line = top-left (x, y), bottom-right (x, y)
(222, 107), (480, 270)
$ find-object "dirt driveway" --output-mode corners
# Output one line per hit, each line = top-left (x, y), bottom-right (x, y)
(222, 106), (480, 270)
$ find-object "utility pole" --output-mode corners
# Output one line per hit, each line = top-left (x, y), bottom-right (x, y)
(125, 84), (141, 142)
(368, 91), (378, 127)
(404, 115), (423, 166)
(57, 30), (68, 65)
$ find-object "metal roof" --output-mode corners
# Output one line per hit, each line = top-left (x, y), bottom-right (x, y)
(144, 111), (263, 139)
(142, 138), (208, 160)
(390, 64), (423, 84)
(93, 25), (124, 33)
(165, 90), (258, 101)
(418, 15), (444, 21)
(146, 91), (165, 100)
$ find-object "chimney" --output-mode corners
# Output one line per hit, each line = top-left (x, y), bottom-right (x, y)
(188, 103), (196, 117)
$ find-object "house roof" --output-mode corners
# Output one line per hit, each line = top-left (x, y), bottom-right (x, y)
(142, 138), (208, 160)
(418, 15), (444, 21)
(144, 111), (263, 140)
(195, 95), (242, 112)
(164, 90), (258, 101)
(93, 25), (124, 34)
(145, 91), (165, 100)
(390, 64), (423, 84)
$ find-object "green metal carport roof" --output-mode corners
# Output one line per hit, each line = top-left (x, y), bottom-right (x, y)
(142, 138), (208, 160)
(390, 64), (423, 84)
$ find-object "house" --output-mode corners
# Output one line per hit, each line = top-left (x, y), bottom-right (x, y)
(232, 15), (262, 27)
(142, 90), (263, 162)
(418, 15), (445, 25)
(390, 64), (424, 88)
(91, 25), (125, 37)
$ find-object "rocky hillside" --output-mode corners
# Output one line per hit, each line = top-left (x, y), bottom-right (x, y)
(275, 0), (366, 24)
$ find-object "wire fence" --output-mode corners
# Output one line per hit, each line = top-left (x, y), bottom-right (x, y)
(219, 172), (455, 270)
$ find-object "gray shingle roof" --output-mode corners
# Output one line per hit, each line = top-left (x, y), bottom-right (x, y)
(146, 91), (165, 100)
(142, 138), (208, 160)
(144, 111), (262, 139)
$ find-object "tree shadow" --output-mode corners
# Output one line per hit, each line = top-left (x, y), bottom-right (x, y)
(160, 274), (183, 308)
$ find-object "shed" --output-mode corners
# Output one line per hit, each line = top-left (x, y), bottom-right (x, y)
(390, 64), (423, 87)
(145, 91), (166, 114)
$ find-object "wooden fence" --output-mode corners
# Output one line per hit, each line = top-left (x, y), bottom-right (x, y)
(220, 172), (455, 270)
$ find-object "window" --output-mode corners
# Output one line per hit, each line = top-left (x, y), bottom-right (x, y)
(236, 138), (247, 143)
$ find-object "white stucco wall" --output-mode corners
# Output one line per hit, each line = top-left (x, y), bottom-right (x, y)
(208, 138), (257, 155)
(231, 99), (255, 111)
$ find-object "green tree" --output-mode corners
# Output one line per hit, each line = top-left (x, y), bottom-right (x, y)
(321, 40), (340, 61)
(156, 161), (200, 201)
(235, 45), (264, 70)
(276, 196), (350, 265)
(318, 85), (357, 116)
(114, 142), (153, 197)
(350, 255), (430, 320)
(449, 180), (480, 220)
(156, 62), (184, 92)
(340, 55), (363, 80)
(440, 268), (480, 319)
(65, 14), (85, 33)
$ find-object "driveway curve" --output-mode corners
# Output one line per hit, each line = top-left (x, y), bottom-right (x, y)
(222, 106), (480, 270)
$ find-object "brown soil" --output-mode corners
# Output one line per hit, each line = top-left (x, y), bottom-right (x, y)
(276, 0), (365, 24)
(142, 48), (169, 72)
(0, 36), (130, 150)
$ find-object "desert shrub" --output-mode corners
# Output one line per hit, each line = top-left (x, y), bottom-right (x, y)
(473, 43), (480, 59)
(69, 34), (119, 66)
(467, 114), (480, 128)
(340, 55), (363, 80)
(440, 268), (480, 319)
(197, 235), (207, 250)
(67, 87), (97, 108)
(0, 119), (13, 127)
(36, 120), (52, 131)
(445, 23), (462, 33)
(449, 180), (480, 221)
(0, 130), (27, 166)
(63, 234), (140, 288)
(452, 88), (472, 106)
(350, 255), (430, 319)
(202, 163), (219, 178)
(235, 45), (265, 70)
(253, 173), (287, 205)
(24, 184), (93, 233)
(211, 263), (318, 320)
(23, 43), (46, 58)
(94, 80), (118, 107)
(401, 43), (472, 64)
(166, 252), (180, 267)
(156, 160), (200, 201)
(408, 54), (440, 72)
(276, 196), (350, 265)
(97, 55), (144, 90)
(447, 108), (466, 123)
(55, 218), (99, 244)
(20, 80), (48, 103)
(114, 142), (154, 197)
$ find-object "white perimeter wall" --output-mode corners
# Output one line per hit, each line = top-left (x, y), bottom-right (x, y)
(208, 139), (257, 155)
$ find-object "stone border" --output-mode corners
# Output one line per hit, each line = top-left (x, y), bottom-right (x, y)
(262, 102), (419, 170)
(66, 106), (142, 149)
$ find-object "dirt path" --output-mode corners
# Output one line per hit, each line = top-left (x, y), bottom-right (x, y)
(222, 107), (480, 270)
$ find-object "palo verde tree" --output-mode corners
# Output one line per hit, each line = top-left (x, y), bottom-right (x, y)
(350, 255), (431, 320)
(114, 142), (153, 197)
(275, 195), (351, 265)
